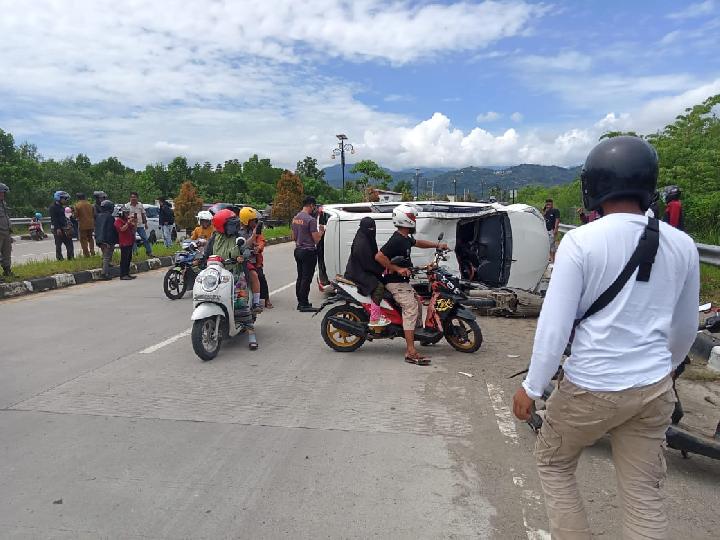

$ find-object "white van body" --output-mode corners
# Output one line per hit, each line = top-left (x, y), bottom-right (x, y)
(317, 201), (549, 292)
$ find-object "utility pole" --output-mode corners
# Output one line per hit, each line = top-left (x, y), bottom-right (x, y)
(331, 134), (354, 199)
(452, 176), (457, 201)
(414, 168), (422, 200)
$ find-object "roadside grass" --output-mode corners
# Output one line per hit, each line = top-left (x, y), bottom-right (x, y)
(3, 229), (291, 283)
(264, 224), (290, 240)
(2, 243), (178, 282)
(701, 263), (720, 305)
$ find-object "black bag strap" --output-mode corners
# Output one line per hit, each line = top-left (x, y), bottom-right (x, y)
(574, 217), (659, 328)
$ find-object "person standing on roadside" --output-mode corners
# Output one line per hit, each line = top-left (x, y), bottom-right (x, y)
(93, 191), (107, 218)
(291, 196), (324, 312)
(94, 200), (117, 280)
(0, 182), (14, 277)
(158, 197), (175, 248)
(662, 185), (684, 231)
(543, 198), (560, 263)
(127, 191), (152, 256)
(114, 205), (137, 280)
(74, 193), (96, 257)
(49, 191), (74, 260)
(512, 137), (699, 540)
(254, 222), (272, 309)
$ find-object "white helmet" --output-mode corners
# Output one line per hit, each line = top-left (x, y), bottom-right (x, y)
(196, 210), (213, 223)
(392, 203), (419, 229)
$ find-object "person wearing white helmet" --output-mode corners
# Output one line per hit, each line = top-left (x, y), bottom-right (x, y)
(0, 182), (14, 276)
(191, 210), (214, 241)
(375, 203), (448, 365)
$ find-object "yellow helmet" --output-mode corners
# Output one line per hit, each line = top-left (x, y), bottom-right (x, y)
(239, 206), (259, 226)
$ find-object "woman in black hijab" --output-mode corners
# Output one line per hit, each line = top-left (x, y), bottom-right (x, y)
(344, 217), (389, 326)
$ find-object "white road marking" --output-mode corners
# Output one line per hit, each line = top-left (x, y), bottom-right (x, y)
(487, 385), (550, 540)
(139, 281), (295, 354)
(139, 329), (192, 354)
(486, 382), (519, 444)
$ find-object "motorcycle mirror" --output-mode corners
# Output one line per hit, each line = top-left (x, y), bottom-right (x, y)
(236, 237), (246, 248)
(437, 232), (444, 241)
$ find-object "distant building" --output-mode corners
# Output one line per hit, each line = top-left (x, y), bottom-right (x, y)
(370, 189), (402, 202)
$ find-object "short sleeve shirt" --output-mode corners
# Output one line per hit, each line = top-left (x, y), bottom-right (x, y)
(544, 208), (560, 231)
(380, 231), (416, 283)
(292, 211), (318, 250)
(127, 202), (146, 228)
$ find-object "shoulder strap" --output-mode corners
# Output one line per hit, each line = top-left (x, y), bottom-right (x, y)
(574, 217), (659, 327)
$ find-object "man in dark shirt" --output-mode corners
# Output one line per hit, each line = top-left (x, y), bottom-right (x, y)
(375, 204), (448, 365)
(291, 196), (324, 312)
(0, 182), (14, 276)
(158, 197), (175, 247)
(49, 190), (74, 261)
(543, 198), (560, 263)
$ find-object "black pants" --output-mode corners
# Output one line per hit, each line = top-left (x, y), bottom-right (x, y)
(257, 267), (269, 300)
(54, 230), (74, 260)
(120, 246), (133, 276)
(294, 247), (317, 306)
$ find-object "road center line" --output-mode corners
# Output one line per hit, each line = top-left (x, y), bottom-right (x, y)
(486, 382), (519, 444)
(139, 281), (295, 354)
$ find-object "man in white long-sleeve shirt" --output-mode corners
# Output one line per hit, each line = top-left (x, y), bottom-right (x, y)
(513, 136), (699, 540)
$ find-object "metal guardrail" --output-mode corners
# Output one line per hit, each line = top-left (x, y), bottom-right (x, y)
(10, 217), (51, 226)
(559, 223), (720, 267)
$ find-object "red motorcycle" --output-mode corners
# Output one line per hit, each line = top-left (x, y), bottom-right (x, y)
(317, 238), (495, 353)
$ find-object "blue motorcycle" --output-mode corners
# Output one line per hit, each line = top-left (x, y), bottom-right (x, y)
(163, 239), (205, 300)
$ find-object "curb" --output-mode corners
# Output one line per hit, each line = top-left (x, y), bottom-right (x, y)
(0, 256), (174, 300)
(0, 239), (291, 301)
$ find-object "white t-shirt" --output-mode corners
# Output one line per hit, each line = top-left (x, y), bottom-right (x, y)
(523, 213), (700, 399)
(127, 201), (146, 229)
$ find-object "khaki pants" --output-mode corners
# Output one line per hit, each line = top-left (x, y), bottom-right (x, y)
(0, 231), (11, 272)
(385, 282), (422, 330)
(79, 228), (95, 257)
(535, 375), (675, 540)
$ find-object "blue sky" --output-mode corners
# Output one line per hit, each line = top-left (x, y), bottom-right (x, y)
(1, 0), (719, 170)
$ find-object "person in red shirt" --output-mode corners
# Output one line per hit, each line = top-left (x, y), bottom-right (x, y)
(114, 205), (137, 280)
(662, 185), (684, 230)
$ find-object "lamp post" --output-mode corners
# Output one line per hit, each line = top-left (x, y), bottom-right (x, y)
(331, 134), (354, 198)
(452, 170), (463, 201)
(414, 168), (423, 200)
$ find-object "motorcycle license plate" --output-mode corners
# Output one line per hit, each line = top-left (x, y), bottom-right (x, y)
(435, 297), (455, 313)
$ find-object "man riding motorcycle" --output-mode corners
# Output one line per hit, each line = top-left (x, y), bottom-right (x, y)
(375, 204), (448, 365)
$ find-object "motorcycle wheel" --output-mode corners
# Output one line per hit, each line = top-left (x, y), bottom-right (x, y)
(163, 267), (187, 300)
(192, 317), (222, 361)
(321, 305), (367, 352)
(444, 316), (483, 353)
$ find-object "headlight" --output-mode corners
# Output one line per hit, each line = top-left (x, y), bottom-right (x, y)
(201, 270), (220, 291)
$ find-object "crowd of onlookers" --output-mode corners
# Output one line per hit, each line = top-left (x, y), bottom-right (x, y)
(542, 184), (685, 264)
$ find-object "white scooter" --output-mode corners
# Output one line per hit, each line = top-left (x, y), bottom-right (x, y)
(191, 237), (257, 360)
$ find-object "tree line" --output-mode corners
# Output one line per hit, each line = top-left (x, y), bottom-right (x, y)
(518, 94), (720, 243)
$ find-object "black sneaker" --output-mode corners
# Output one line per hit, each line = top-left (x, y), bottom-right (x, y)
(120, 275), (133, 280)
(298, 304), (319, 313)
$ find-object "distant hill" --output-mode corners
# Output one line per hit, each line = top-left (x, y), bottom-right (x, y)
(321, 163), (581, 196)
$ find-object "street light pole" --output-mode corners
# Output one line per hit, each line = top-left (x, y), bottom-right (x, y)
(452, 176), (457, 201)
(331, 134), (354, 199)
(414, 168), (422, 200)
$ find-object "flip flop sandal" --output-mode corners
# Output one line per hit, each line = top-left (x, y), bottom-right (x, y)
(405, 353), (431, 366)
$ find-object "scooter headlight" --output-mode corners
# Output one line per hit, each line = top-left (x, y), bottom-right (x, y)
(201, 270), (220, 291)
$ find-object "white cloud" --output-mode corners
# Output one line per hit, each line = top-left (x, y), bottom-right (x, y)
(384, 94), (414, 103)
(667, 1), (715, 20)
(510, 112), (524, 122)
(515, 51), (592, 71)
(476, 111), (502, 122)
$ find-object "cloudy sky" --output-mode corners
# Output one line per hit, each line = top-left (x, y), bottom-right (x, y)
(1, 0), (719, 170)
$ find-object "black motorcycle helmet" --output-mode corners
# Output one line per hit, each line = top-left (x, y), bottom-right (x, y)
(580, 136), (658, 212)
(100, 199), (115, 212)
(662, 185), (681, 203)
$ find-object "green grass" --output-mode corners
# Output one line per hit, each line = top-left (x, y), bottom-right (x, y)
(2, 243), (179, 282)
(3, 230), (292, 283)
(701, 263), (720, 305)
(263, 224), (290, 240)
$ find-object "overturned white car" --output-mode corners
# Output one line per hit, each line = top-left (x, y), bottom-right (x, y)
(317, 201), (550, 293)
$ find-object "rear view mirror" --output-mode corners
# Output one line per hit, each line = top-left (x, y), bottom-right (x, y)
(438, 232), (444, 241)
(236, 237), (246, 249)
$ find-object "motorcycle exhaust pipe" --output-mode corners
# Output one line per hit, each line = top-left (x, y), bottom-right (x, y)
(327, 316), (368, 338)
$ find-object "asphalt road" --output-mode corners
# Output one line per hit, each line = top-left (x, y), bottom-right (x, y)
(1, 241), (719, 539)
(11, 236), (84, 262)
